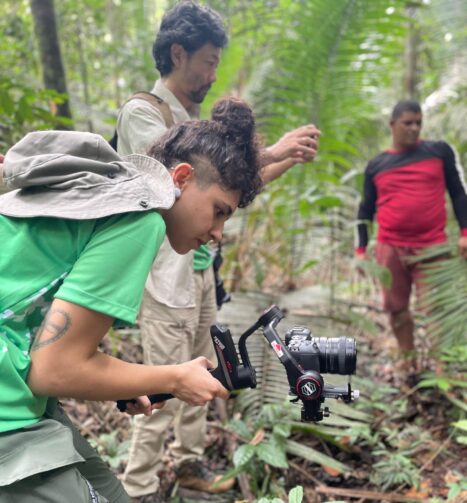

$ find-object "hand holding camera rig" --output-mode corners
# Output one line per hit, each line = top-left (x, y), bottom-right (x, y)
(117, 305), (359, 422)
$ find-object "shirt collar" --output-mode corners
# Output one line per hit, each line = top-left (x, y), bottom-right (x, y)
(151, 79), (200, 120)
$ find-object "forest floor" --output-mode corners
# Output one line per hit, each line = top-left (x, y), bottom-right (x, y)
(63, 285), (467, 503)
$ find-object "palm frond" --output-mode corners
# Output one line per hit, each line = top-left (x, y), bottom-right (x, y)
(409, 243), (467, 347)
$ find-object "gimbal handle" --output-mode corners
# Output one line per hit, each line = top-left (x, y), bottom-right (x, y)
(117, 318), (257, 413)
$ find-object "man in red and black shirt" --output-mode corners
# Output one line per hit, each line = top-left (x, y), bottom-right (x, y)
(356, 100), (467, 365)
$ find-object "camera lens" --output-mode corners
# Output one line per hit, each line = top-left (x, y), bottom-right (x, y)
(312, 337), (357, 375)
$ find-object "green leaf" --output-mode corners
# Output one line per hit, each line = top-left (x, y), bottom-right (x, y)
(447, 483), (461, 499)
(229, 418), (253, 440)
(256, 440), (289, 469)
(286, 439), (349, 473)
(452, 420), (467, 431)
(273, 422), (291, 438)
(0, 90), (14, 115)
(306, 194), (343, 209)
(417, 377), (451, 392)
(233, 444), (255, 468)
(288, 485), (304, 503)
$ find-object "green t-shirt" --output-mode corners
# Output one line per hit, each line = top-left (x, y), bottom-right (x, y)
(0, 211), (165, 433)
(193, 244), (214, 271)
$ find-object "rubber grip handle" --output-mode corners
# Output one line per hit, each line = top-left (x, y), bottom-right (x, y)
(116, 393), (173, 412)
(116, 368), (216, 412)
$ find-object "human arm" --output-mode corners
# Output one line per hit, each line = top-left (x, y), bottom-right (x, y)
(261, 124), (320, 184)
(442, 142), (467, 259)
(0, 154), (4, 182)
(355, 165), (377, 259)
(25, 213), (228, 412)
(260, 158), (303, 184)
(27, 299), (227, 412)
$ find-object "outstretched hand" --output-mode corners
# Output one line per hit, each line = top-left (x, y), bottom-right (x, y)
(267, 124), (320, 164)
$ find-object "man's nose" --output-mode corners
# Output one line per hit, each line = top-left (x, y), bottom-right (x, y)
(209, 70), (217, 84)
(210, 224), (223, 243)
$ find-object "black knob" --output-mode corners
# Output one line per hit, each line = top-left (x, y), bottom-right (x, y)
(258, 305), (284, 326)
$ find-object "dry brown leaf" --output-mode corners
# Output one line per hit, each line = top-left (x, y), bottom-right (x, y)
(444, 469), (463, 485)
(249, 428), (265, 446)
(404, 480), (430, 499)
(322, 465), (341, 477)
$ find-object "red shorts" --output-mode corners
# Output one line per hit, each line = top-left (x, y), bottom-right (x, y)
(375, 242), (430, 314)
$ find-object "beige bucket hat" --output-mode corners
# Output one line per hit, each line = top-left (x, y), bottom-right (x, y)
(0, 130), (175, 220)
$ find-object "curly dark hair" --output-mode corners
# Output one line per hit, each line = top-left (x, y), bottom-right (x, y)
(153, 1), (228, 76)
(147, 97), (263, 208)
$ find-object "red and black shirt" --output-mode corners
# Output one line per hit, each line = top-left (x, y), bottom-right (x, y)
(356, 140), (467, 251)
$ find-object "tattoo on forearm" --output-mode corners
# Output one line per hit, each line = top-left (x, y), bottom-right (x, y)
(31, 308), (72, 351)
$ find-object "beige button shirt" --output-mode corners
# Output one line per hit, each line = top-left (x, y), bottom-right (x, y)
(116, 80), (196, 308)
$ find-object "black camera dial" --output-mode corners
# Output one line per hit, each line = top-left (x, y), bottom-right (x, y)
(296, 371), (323, 401)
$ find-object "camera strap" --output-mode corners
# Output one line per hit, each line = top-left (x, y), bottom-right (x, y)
(109, 92), (175, 151)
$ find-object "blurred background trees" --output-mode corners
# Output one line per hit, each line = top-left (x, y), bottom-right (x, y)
(1, 0), (465, 345)
(1, 0), (466, 339)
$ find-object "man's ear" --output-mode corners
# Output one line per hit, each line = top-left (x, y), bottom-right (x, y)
(171, 163), (194, 190)
(170, 43), (187, 69)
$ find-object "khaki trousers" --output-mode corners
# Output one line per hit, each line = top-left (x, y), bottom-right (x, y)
(122, 269), (217, 498)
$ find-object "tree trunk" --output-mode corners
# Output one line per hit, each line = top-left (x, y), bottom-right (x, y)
(404, 6), (420, 100)
(30, 0), (74, 128)
(75, 17), (93, 132)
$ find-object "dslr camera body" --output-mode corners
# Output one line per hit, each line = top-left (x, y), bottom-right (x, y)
(283, 326), (358, 421)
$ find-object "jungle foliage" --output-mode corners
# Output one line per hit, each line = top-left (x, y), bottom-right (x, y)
(1, 0), (466, 501)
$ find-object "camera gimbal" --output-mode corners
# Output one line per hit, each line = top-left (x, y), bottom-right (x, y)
(117, 305), (359, 422)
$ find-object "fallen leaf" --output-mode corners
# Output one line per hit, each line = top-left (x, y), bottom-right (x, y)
(405, 480), (430, 499)
(249, 428), (265, 446)
(445, 469), (462, 485)
(322, 465), (341, 477)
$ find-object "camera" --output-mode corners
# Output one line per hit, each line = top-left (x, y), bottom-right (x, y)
(280, 327), (358, 421)
(258, 306), (359, 422)
(117, 305), (358, 423)
(285, 327), (357, 375)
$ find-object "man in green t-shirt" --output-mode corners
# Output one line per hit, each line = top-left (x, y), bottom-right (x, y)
(0, 96), (262, 502)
